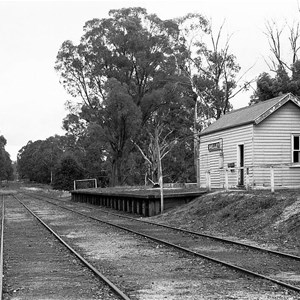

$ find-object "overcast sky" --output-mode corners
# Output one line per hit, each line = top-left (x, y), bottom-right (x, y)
(0, 0), (299, 161)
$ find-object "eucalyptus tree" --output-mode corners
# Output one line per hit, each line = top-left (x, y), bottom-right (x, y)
(52, 154), (84, 191)
(17, 137), (64, 183)
(264, 20), (300, 75)
(55, 7), (181, 115)
(174, 17), (249, 120)
(0, 135), (13, 181)
(40, 136), (65, 183)
(131, 81), (195, 185)
(91, 79), (142, 186)
(251, 21), (300, 103)
(18, 140), (43, 182)
(55, 7), (183, 185)
(171, 16), (247, 184)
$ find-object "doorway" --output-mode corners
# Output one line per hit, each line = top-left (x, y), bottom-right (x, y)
(238, 144), (244, 186)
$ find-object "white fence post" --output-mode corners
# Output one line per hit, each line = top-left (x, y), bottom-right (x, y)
(206, 171), (211, 191)
(245, 167), (250, 191)
(270, 166), (275, 193)
(224, 169), (229, 191)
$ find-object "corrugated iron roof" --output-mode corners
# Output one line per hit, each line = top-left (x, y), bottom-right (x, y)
(200, 93), (299, 136)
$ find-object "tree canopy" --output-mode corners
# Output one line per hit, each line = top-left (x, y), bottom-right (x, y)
(251, 20), (300, 103)
(18, 7), (249, 188)
(0, 135), (13, 181)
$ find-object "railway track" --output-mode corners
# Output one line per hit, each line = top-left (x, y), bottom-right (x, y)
(19, 191), (300, 298)
(1, 194), (130, 300)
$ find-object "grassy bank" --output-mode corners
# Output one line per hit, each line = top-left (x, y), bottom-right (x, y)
(151, 189), (300, 254)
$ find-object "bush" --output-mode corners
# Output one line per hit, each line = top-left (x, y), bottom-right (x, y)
(52, 155), (84, 191)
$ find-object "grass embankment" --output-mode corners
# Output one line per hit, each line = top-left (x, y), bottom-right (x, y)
(151, 189), (300, 253)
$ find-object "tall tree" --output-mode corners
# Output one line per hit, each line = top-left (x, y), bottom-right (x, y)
(17, 137), (64, 183)
(55, 7), (180, 114)
(132, 82), (195, 185)
(172, 17), (247, 184)
(173, 17), (247, 122)
(52, 154), (84, 191)
(55, 7), (182, 185)
(92, 79), (142, 186)
(251, 20), (300, 103)
(18, 140), (43, 182)
(264, 20), (300, 75)
(0, 135), (13, 181)
(55, 8), (249, 187)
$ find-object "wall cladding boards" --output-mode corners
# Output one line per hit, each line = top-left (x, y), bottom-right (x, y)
(199, 125), (253, 188)
(199, 100), (300, 189)
(253, 102), (300, 187)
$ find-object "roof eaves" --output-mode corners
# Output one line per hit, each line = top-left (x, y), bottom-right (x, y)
(199, 120), (255, 137)
(290, 93), (300, 107)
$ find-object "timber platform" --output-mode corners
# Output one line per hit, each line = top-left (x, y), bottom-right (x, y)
(71, 188), (206, 217)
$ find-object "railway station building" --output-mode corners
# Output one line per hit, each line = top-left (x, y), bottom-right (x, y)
(199, 93), (300, 189)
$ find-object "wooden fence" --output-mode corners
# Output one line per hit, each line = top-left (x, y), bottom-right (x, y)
(205, 163), (299, 193)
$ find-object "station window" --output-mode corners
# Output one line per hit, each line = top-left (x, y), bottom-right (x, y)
(293, 135), (300, 163)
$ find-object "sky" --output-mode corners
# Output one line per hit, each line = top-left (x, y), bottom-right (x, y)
(0, 0), (299, 161)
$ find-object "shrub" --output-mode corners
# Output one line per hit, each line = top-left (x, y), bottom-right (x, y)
(52, 155), (84, 191)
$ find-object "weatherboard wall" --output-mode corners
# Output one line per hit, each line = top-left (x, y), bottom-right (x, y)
(199, 124), (254, 188)
(199, 100), (300, 189)
(252, 101), (300, 187)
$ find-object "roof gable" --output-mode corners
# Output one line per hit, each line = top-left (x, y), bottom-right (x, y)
(254, 93), (300, 124)
(200, 93), (300, 137)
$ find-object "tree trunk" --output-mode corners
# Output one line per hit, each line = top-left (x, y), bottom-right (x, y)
(111, 161), (117, 186)
(50, 169), (53, 184)
(110, 152), (122, 186)
(155, 127), (164, 213)
(193, 99), (200, 187)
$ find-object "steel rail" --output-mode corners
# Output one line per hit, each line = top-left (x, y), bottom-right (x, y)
(12, 195), (131, 300)
(131, 214), (300, 261)
(0, 197), (4, 300)
(87, 204), (300, 261)
(26, 192), (300, 261)
(23, 193), (300, 294)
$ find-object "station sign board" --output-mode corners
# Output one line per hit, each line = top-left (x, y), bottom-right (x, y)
(208, 141), (222, 152)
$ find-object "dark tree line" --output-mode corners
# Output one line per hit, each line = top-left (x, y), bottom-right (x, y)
(0, 135), (13, 181)
(17, 134), (107, 190)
